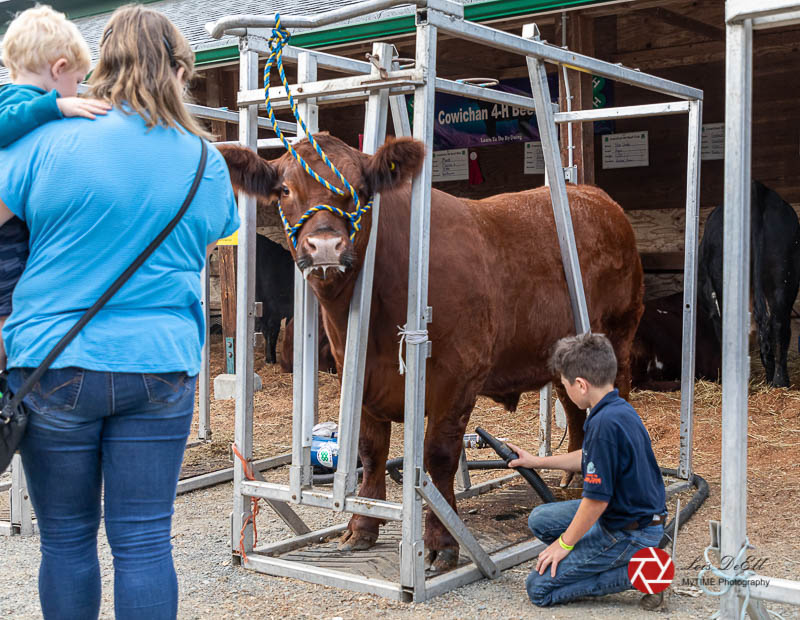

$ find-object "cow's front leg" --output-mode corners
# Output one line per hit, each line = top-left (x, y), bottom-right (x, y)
(338, 414), (391, 551)
(422, 417), (469, 574)
(553, 384), (586, 488)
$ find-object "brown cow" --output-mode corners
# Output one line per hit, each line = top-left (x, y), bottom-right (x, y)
(219, 135), (643, 573)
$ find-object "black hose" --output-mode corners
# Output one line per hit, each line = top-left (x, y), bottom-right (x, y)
(311, 466), (362, 484)
(384, 457), (510, 485)
(658, 467), (710, 549)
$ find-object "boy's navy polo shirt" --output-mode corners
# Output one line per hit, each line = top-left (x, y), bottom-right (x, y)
(581, 389), (666, 530)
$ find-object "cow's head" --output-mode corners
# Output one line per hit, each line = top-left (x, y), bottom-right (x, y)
(219, 134), (424, 292)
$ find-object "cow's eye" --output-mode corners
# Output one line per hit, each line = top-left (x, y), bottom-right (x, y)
(281, 185), (290, 196)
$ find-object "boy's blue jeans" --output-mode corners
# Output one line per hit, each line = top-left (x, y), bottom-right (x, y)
(526, 499), (664, 606)
(9, 367), (196, 620)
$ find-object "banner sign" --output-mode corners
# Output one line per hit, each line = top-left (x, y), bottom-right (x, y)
(419, 75), (614, 149)
(429, 77), (556, 150)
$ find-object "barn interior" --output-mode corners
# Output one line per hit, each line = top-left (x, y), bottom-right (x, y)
(2, 1), (800, 615)
(189, 0), (800, 316)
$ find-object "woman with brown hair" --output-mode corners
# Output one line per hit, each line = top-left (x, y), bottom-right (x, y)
(0, 6), (239, 619)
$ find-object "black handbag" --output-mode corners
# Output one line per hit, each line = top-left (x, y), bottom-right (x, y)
(0, 138), (208, 474)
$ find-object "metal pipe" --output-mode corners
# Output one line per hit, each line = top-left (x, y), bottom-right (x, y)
(677, 99), (702, 480)
(297, 51), (320, 453)
(426, 10), (703, 101)
(524, 24), (590, 333)
(205, 0), (464, 39)
(185, 103), (296, 134)
(238, 69), (424, 106)
(400, 18), (438, 600)
(752, 10), (800, 29)
(554, 101), (690, 122)
(332, 43), (392, 508)
(726, 0), (800, 23)
(720, 18), (753, 619)
(231, 45), (259, 559)
(561, 12), (574, 171)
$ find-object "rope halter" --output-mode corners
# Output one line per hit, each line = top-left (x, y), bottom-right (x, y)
(264, 15), (373, 249)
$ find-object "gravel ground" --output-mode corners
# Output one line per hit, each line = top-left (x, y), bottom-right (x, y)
(1, 466), (798, 619)
(2, 337), (800, 618)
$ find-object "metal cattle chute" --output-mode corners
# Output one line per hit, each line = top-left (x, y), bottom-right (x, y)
(714, 2), (800, 618)
(207, 0), (704, 601)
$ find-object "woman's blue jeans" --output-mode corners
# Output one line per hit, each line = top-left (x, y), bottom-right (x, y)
(526, 499), (664, 606)
(9, 367), (196, 620)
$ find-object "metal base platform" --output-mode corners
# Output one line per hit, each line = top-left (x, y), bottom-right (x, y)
(244, 481), (547, 601)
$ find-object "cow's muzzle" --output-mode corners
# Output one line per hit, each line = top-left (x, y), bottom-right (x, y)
(297, 233), (354, 280)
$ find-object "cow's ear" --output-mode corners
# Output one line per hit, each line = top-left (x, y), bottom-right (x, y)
(362, 137), (425, 196)
(217, 144), (281, 200)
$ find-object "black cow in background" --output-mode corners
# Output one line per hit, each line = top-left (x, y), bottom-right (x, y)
(279, 317), (338, 375)
(698, 181), (800, 387)
(631, 292), (721, 391)
(255, 234), (295, 364)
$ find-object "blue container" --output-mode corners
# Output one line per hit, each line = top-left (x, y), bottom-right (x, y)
(311, 436), (339, 469)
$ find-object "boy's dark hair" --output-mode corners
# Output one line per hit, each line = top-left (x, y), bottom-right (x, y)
(549, 332), (617, 386)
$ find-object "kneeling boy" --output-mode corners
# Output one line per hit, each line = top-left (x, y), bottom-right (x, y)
(508, 333), (666, 607)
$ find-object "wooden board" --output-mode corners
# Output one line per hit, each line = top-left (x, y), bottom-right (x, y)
(626, 206), (716, 253)
(219, 246), (237, 339)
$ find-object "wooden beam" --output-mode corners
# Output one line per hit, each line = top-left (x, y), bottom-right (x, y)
(219, 245), (237, 373)
(555, 12), (595, 185)
(205, 68), (227, 142)
(636, 7), (724, 41)
(610, 28), (800, 71)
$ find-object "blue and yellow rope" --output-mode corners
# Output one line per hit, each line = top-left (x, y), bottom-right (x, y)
(264, 15), (373, 249)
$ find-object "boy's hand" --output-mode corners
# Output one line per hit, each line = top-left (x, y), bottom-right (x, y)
(536, 539), (571, 577)
(506, 443), (543, 469)
(57, 97), (111, 120)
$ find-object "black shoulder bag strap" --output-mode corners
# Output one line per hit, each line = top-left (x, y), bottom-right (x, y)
(1, 137), (208, 413)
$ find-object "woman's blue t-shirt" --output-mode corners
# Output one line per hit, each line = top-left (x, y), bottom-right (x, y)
(0, 108), (240, 374)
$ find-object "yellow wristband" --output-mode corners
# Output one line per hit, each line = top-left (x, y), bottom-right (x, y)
(558, 535), (574, 551)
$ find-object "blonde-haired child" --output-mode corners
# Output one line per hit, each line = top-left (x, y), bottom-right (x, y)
(0, 5), (110, 367)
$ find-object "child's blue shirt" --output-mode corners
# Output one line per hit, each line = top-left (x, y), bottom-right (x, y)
(0, 108), (240, 374)
(0, 84), (62, 148)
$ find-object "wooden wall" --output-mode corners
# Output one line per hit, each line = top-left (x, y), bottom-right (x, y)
(193, 0), (800, 303)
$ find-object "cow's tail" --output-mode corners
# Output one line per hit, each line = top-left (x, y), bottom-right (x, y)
(750, 183), (769, 329)
(216, 144), (278, 200)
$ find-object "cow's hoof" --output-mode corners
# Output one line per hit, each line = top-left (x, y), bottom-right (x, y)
(559, 471), (574, 488)
(424, 548), (459, 574)
(338, 529), (378, 551)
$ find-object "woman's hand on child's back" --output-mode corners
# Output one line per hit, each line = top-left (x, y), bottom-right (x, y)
(506, 443), (543, 469)
(57, 97), (111, 120)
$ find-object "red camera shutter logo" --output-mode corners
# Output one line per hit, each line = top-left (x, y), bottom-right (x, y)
(628, 547), (674, 594)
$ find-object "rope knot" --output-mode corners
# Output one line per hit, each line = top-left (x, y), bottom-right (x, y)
(397, 325), (429, 375)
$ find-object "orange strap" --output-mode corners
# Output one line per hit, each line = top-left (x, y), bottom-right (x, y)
(231, 442), (259, 562)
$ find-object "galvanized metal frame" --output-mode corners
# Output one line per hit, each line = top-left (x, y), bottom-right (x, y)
(721, 3), (800, 617)
(207, 0), (703, 601)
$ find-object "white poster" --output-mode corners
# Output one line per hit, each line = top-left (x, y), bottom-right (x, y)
(524, 141), (545, 175)
(602, 131), (649, 169)
(702, 123), (725, 161)
(432, 148), (469, 182)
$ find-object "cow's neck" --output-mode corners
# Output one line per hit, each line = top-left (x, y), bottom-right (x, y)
(309, 276), (358, 334)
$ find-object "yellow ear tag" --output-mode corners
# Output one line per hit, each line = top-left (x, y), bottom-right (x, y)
(390, 161), (396, 171)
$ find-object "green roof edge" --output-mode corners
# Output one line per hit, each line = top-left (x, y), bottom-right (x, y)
(194, 0), (607, 67)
